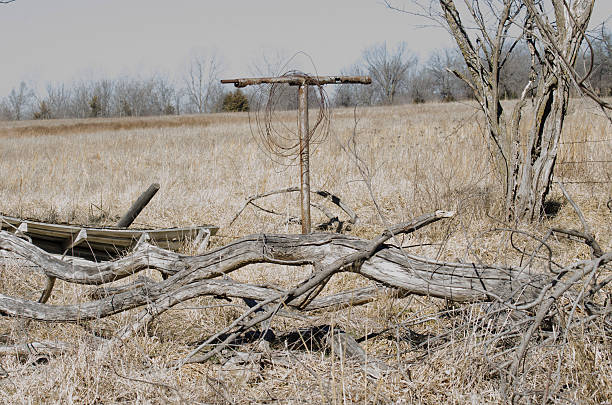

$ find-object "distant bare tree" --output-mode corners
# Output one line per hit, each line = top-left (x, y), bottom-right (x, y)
(44, 83), (72, 119)
(68, 81), (93, 119)
(363, 42), (417, 105)
(247, 49), (300, 111)
(426, 48), (472, 101)
(248, 49), (291, 77)
(498, 45), (531, 99)
(93, 79), (114, 117)
(152, 75), (177, 115)
(184, 51), (223, 114)
(333, 65), (376, 107)
(113, 77), (157, 117)
(6, 81), (34, 120)
(585, 24), (612, 96)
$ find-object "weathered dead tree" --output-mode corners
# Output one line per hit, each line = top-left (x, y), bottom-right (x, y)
(387, 0), (607, 222)
(1, 210), (610, 386)
(445, 0), (595, 221)
(0, 212), (548, 318)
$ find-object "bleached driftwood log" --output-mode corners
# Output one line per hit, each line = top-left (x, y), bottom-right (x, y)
(0, 211), (549, 325)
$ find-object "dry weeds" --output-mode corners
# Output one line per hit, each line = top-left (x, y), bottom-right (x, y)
(0, 98), (611, 404)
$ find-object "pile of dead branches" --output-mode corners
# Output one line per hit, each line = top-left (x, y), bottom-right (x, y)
(0, 209), (610, 400)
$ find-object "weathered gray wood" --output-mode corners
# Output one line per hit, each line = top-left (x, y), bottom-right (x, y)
(16, 222), (27, 234)
(62, 228), (87, 253)
(0, 340), (70, 357)
(116, 183), (160, 228)
(0, 211), (551, 326)
(38, 276), (56, 304)
(193, 228), (211, 254)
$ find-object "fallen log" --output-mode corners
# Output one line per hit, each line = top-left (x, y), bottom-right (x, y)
(0, 211), (550, 324)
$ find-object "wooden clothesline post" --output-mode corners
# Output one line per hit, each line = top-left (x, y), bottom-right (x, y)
(221, 75), (371, 234)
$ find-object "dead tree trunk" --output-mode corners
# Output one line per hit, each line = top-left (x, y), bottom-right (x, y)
(437, 0), (594, 222)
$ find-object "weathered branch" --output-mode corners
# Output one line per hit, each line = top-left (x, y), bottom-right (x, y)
(555, 180), (603, 257)
(2, 209), (609, 388)
(0, 212), (553, 325)
(0, 340), (71, 358)
(228, 187), (357, 228)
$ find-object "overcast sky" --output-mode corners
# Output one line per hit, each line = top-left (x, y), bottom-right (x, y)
(1, 0), (611, 95)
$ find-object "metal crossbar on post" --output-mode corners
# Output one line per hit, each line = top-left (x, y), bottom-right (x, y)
(222, 74), (371, 234)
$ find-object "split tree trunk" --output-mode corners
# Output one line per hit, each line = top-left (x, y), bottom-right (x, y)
(439, 0), (594, 222)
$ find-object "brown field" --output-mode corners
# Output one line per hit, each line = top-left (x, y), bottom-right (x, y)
(0, 99), (611, 403)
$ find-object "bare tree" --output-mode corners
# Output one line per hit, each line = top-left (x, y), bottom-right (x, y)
(152, 75), (178, 115)
(498, 44), (532, 99)
(584, 24), (612, 96)
(113, 77), (157, 117)
(43, 83), (72, 119)
(386, 0), (602, 222)
(93, 79), (114, 118)
(248, 49), (292, 78)
(363, 42), (417, 105)
(66, 81), (90, 118)
(6, 81), (34, 120)
(247, 49), (301, 111)
(426, 48), (472, 101)
(184, 51), (223, 114)
(333, 64), (376, 107)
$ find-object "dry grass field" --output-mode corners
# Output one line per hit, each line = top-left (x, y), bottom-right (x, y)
(0, 99), (611, 404)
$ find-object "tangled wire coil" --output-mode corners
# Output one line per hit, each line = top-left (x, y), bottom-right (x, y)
(250, 71), (331, 166)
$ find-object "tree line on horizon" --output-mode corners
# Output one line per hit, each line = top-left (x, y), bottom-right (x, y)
(1, 28), (610, 121)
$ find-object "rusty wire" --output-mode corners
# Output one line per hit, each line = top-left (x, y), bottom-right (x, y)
(249, 71), (331, 166)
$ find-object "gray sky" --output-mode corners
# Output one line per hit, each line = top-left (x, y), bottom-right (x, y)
(1, 0), (611, 96)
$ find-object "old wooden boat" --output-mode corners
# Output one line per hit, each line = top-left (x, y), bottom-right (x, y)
(0, 215), (218, 261)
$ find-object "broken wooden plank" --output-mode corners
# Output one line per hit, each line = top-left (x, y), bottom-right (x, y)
(116, 183), (160, 228)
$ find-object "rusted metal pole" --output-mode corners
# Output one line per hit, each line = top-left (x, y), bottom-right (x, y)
(298, 85), (311, 234)
(221, 73), (371, 235)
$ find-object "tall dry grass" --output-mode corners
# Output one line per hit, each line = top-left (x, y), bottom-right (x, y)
(0, 99), (610, 403)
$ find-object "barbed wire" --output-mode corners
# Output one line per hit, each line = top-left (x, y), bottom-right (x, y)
(556, 137), (612, 184)
(559, 138), (611, 145)
(249, 71), (330, 167)
(557, 160), (612, 164)
(556, 180), (612, 184)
